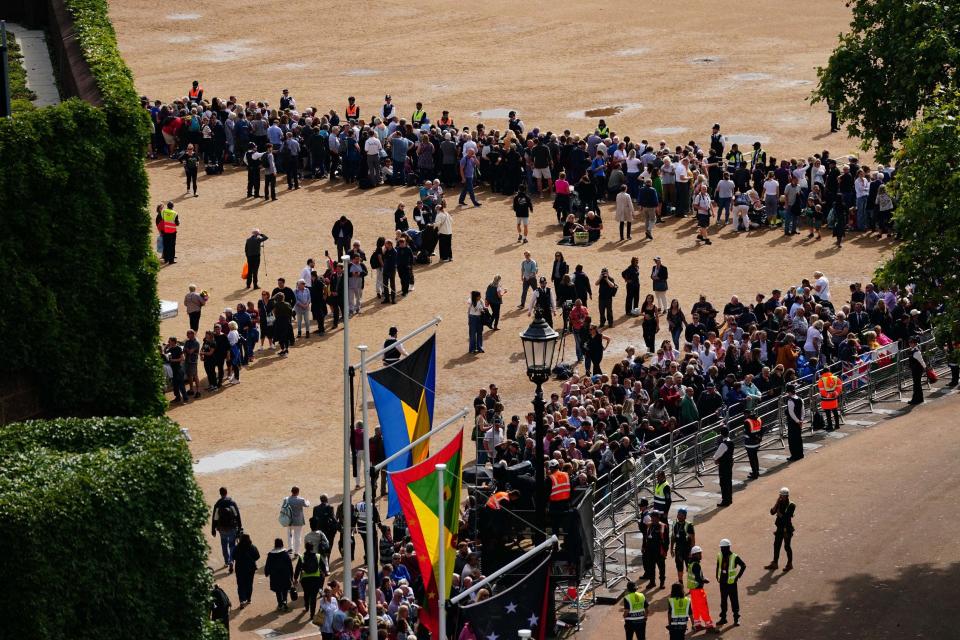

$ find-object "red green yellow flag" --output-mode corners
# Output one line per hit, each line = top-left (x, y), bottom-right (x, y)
(389, 427), (464, 635)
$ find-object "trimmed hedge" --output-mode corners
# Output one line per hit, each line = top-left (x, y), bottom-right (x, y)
(0, 0), (164, 417)
(0, 417), (223, 640)
(6, 31), (38, 113)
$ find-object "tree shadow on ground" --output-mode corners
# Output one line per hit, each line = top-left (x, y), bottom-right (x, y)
(758, 561), (960, 639)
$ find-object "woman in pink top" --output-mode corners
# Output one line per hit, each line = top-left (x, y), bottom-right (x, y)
(553, 171), (571, 223)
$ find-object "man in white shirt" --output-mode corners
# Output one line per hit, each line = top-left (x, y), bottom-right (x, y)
(300, 258), (315, 284)
(715, 172), (736, 225)
(364, 133), (383, 185)
(813, 271), (830, 301)
(483, 422), (504, 457)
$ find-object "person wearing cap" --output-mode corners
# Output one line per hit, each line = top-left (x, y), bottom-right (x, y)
(622, 580), (649, 640)
(528, 276), (557, 327)
(712, 426), (734, 507)
(765, 488), (796, 572)
(685, 546), (715, 631)
(279, 88), (295, 111)
(784, 382), (805, 461)
(670, 508), (695, 583)
(643, 510), (669, 589)
(652, 469), (672, 519)
(381, 95), (395, 121)
(743, 410), (764, 479)
(709, 123), (724, 156)
(715, 539), (745, 626)
(508, 110), (524, 136)
(907, 335), (927, 404)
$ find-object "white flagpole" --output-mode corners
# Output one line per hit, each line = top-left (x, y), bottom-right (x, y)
(436, 463), (448, 640)
(359, 345), (377, 640)
(341, 254), (352, 600)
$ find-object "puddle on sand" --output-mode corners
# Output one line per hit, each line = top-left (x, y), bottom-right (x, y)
(567, 103), (642, 119)
(725, 134), (771, 146)
(732, 72), (773, 81)
(280, 62), (307, 70)
(343, 68), (380, 77)
(690, 55), (722, 65)
(651, 126), (688, 136)
(167, 12), (201, 20)
(167, 35), (200, 44)
(472, 108), (514, 120)
(194, 448), (288, 474)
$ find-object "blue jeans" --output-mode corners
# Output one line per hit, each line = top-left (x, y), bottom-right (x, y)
(219, 529), (238, 565)
(783, 209), (796, 234)
(468, 314), (484, 352)
(574, 331), (584, 361)
(393, 160), (406, 186)
(716, 197), (732, 222)
(856, 195), (869, 230)
(459, 176), (479, 205)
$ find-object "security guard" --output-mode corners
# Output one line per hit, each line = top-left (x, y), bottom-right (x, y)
(411, 102), (428, 127)
(685, 546), (714, 631)
(817, 369), (842, 430)
(484, 489), (519, 510)
(715, 539), (746, 626)
(438, 110), (455, 129)
(156, 201), (180, 265)
(597, 119), (610, 138)
(712, 426), (734, 507)
(621, 580), (649, 640)
(666, 583), (691, 640)
(670, 508), (695, 583)
(548, 459), (570, 533)
(743, 410), (764, 479)
(749, 141), (766, 170)
(643, 510), (668, 589)
(652, 469), (672, 519)
(784, 383), (805, 461)
(765, 488), (796, 572)
(345, 96), (360, 122)
(188, 80), (203, 104)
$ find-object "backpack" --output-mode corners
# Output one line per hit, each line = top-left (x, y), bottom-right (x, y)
(279, 498), (293, 527)
(216, 502), (238, 530)
(302, 552), (320, 574)
(189, 117), (201, 133)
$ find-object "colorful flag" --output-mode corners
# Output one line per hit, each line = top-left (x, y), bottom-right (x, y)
(389, 428), (463, 636)
(368, 334), (436, 516)
(456, 550), (554, 640)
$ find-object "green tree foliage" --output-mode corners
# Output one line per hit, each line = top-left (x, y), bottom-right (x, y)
(6, 31), (38, 113)
(0, 417), (223, 640)
(0, 0), (165, 417)
(875, 90), (960, 338)
(814, 0), (960, 162)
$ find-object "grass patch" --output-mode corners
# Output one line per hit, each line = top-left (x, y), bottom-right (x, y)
(5, 30), (37, 112)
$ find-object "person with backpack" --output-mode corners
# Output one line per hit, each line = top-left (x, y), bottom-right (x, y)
(233, 533), (260, 608)
(295, 540), (326, 618)
(280, 486), (311, 555)
(212, 487), (243, 572)
(264, 537), (295, 611)
(211, 584), (231, 636)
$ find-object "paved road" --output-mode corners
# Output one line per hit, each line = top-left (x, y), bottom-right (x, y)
(580, 393), (960, 640)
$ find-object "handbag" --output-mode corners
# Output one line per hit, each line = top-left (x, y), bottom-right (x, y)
(926, 367), (938, 383)
(242, 261), (249, 279)
(314, 609), (327, 627)
(290, 586), (299, 601)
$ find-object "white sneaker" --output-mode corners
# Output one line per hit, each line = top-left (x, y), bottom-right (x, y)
(409, 286), (415, 291)
(231, 379), (240, 385)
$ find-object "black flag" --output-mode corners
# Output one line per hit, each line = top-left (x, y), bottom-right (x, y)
(457, 551), (553, 640)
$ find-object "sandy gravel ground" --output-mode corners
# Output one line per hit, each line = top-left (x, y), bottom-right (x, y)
(103, 1), (929, 636)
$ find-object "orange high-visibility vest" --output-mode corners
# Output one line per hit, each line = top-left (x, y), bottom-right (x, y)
(346, 104), (359, 118)
(549, 471), (571, 502)
(817, 373), (841, 409)
(161, 208), (178, 234)
(188, 85), (202, 99)
(439, 117), (454, 128)
(485, 491), (510, 509)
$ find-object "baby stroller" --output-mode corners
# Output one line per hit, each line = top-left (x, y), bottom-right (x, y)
(417, 225), (439, 264)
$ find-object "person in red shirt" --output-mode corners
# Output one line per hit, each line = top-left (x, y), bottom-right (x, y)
(569, 299), (590, 362)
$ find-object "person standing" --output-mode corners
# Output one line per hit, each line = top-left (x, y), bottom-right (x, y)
(156, 201), (180, 264)
(596, 268), (618, 329)
(295, 541), (325, 618)
(184, 284), (207, 331)
(281, 486), (311, 556)
(652, 469), (672, 520)
(283, 132), (301, 190)
(816, 369), (842, 430)
(650, 257), (669, 313)
(685, 546), (715, 632)
(244, 229), (268, 289)
(527, 276), (557, 328)
(332, 216), (354, 259)
(765, 488), (796, 572)
(637, 178), (659, 240)
(396, 236), (415, 296)
(244, 142), (262, 197)
(784, 382), (805, 460)
(434, 205), (454, 262)
(458, 149), (482, 207)
(262, 143), (278, 201)
(294, 279), (312, 338)
(713, 426), (733, 507)
(347, 255), (366, 316)
(264, 538), (294, 611)
(643, 510), (669, 589)
(615, 185), (635, 241)
(519, 251), (539, 309)
(907, 336), (926, 404)
(743, 410), (764, 479)
(164, 336), (188, 404)
(692, 184), (713, 245)
(621, 580), (649, 640)
(485, 275), (506, 330)
(667, 583), (692, 640)
(715, 539), (745, 626)
(184, 144), (200, 197)
(468, 291), (485, 354)
(212, 487), (242, 572)
(382, 326), (409, 366)
(670, 508), (695, 584)
(233, 533), (260, 608)
(513, 185), (534, 243)
(380, 240), (398, 304)
(621, 257), (641, 316)
(585, 324), (611, 376)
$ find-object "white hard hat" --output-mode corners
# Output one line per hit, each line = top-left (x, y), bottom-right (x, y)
(719, 539), (731, 548)
(690, 545), (702, 554)
(779, 487), (790, 496)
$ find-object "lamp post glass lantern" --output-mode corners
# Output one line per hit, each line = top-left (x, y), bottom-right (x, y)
(519, 310), (559, 542)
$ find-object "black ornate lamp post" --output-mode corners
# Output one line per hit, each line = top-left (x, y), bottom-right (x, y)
(519, 310), (560, 543)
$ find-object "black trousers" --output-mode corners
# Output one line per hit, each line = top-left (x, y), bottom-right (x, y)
(439, 233), (453, 260)
(787, 420), (804, 459)
(214, 357), (225, 386)
(328, 301), (341, 327)
(287, 161), (300, 188)
(599, 297), (614, 327)
(264, 174), (277, 200)
(719, 582), (739, 619)
(624, 620), (646, 640)
(668, 627), (686, 640)
(300, 575), (323, 616)
(489, 303), (501, 329)
(335, 240), (351, 259)
(247, 170), (260, 196)
(383, 269), (396, 301)
(185, 167), (198, 194)
(203, 358), (217, 387)
(773, 530), (793, 564)
(246, 255), (261, 288)
(646, 554), (666, 584)
(399, 266), (412, 294)
(626, 283), (639, 314)
(619, 221), (632, 240)
(718, 464), (733, 504)
(823, 407), (840, 430)
(162, 232), (177, 263)
(745, 445), (760, 476)
(911, 369), (924, 403)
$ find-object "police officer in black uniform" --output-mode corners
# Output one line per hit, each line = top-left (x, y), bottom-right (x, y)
(784, 383), (805, 461)
(621, 257), (641, 316)
(713, 426), (734, 507)
(530, 276), (556, 328)
(244, 142), (262, 198)
(907, 336), (926, 404)
(743, 410), (764, 479)
(382, 326), (408, 366)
